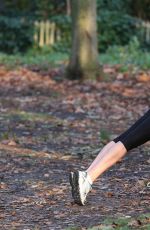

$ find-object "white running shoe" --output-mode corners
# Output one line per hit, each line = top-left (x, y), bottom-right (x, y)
(69, 171), (92, 205)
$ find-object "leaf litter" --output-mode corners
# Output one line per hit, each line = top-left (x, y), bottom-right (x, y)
(0, 65), (149, 229)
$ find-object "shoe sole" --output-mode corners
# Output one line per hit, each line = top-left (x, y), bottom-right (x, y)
(69, 171), (84, 205)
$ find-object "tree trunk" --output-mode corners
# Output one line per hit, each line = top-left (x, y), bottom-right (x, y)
(66, 0), (102, 80)
(66, 0), (71, 16)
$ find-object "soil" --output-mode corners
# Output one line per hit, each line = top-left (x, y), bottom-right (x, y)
(0, 66), (149, 229)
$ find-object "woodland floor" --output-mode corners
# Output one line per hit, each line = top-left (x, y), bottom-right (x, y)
(0, 65), (150, 229)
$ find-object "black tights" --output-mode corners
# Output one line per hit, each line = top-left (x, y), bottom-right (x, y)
(113, 109), (150, 151)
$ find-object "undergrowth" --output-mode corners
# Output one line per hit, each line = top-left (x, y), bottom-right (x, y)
(0, 38), (149, 71)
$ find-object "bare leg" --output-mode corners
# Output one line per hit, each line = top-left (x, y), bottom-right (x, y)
(87, 141), (115, 171)
(86, 141), (127, 183)
(70, 109), (150, 205)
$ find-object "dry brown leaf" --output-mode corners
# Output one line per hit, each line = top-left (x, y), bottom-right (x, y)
(137, 73), (150, 82)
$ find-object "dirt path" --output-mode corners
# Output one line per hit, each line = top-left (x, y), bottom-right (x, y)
(0, 66), (149, 229)
(0, 146), (149, 229)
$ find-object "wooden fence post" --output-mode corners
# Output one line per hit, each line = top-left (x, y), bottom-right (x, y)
(34, 20), (59, 47)
(145, 22), (150, 43)
(39, 21), (45, 47)
(34, 19), (150, 47)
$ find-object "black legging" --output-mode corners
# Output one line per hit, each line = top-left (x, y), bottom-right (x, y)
(113, 109), (150, 151)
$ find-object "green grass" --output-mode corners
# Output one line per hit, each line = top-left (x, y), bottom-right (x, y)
(1, 110), (64, 123)
(65, 213), (150, 230)
(100, 37), (150, 70)
(99, 129), (110, 144)
(0, 41), (149, 70)
(100, 47), (150, 70)
(0, 50), (68, 69)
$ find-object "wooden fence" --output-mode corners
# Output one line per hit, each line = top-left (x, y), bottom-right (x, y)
(34, 20), (150, 47)
(34, 20), (61, 47)
(141, 21), (150, 43)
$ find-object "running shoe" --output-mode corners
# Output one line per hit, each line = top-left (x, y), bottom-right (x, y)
(69, 170), (92, 205)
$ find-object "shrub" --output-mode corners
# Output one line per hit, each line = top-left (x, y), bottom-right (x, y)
(97, 12), (139, 52)
(100, 36), (150, 69)
(0, 16), (34, 54)
(49, 13), (141, 54)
